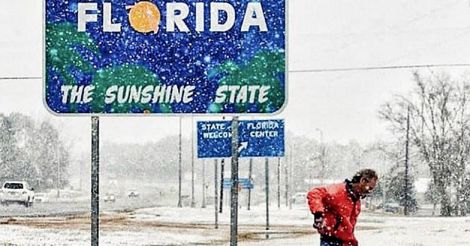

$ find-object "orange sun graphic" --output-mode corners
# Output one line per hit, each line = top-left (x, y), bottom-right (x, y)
(127, 1), (161, 34)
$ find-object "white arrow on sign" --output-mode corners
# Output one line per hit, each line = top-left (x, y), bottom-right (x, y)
(238, 142), (248, 153)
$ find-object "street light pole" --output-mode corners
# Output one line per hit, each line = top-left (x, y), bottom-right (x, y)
(315, 128), (323, 144)
(289, 143), (293, 210)
(315, 128), (325, 185)
(277, 157), (281, 209)
(284, 155), (289, 207)
(56, 145), (61, 198)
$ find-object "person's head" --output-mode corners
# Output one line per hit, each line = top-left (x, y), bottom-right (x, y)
(350, 169), (378, 197)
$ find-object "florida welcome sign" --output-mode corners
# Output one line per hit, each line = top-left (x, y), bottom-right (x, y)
(44, 0), (286, 114)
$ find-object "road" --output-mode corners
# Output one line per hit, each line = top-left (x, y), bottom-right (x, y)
(0, 194), (161, 218)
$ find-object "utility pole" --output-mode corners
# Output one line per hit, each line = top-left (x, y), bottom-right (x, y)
(289, 144), (293, 210)
(404, 106), (410, 216)
(56, 145), (61, 198)
(178, 117), (183, 208)
(382, 176), (387, 212)
(284, 156), (289, 207)
(316, 128), (324, 185)
(79, 156), (83, 191)
(277, 157), (281, 209)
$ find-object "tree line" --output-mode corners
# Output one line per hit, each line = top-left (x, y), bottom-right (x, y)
(0, 113), (69, 191)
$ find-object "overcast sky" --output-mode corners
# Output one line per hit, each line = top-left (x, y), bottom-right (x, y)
(1, 0), (470, 153)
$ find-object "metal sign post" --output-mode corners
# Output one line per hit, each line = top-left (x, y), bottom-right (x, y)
(230, 117), (240, 246)
(277, 157), (281, 209)
(191, 117), (196, 208)
(214, 159), (219, 229)
(219, 159), (225, 213)
(91, 116), (99, 246)
(265, 157), (270, 239)
(248, 158), (253, 210)
(178, 117), (182, 208)
(202, 159), (206, 208)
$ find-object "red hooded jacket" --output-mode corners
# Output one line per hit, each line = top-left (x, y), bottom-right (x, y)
(307, 180), (360, 246)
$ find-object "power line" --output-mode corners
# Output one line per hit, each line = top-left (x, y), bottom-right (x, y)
(1, 63), (470, 79)
(0, 76), (42, 80)
(289, 63), (470, 73)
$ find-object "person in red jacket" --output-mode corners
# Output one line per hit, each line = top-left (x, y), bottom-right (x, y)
(307, 169), (378, 246)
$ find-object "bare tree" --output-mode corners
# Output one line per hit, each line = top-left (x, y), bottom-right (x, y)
(380, 71), (470, 216)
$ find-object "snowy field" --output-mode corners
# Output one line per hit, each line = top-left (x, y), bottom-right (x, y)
(0, 205), (469, 245)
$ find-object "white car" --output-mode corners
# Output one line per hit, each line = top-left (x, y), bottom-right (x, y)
(290, 192), (307, 204)
(34, 193), (49, 203)
(103, 193), (116, 202)
(0, 181), (35, 207)
(127, 190), (140, 198)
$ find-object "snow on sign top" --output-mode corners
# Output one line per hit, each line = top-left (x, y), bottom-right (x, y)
(44, 0), (286, 115)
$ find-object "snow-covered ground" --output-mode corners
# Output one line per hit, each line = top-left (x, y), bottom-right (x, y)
(248, 214), (470, 246)
(0, 205), (469, 245)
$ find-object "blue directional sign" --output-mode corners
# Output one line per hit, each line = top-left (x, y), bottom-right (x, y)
(45, 0), (286, 114)
(197, 119), (284, 158)
(223, 178), (254, 189)
(197, 120), (232, 158)
(239, 119), (285, 157)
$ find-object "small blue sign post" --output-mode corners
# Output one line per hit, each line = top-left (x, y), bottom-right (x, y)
(197, 119), (285, 158)
(223, 178), (254, 189)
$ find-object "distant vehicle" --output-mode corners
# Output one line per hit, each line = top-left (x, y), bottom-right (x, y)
(103, 193), (116, 202)
(34, 193), (49, 203)
(181, 195), (191, 207)
(0, 181), (35, 207)
(383, 202), (402, 214)
(205, 196), (216, 205)
(127, 190), (140, 198)
(290, 192), (307, 204)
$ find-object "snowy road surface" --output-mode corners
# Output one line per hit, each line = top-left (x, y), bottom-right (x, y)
(0, 195), (161, 218)
(0, 205), (469, 245)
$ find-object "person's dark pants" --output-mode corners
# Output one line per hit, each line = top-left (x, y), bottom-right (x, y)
(320, 235), (343, 246)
